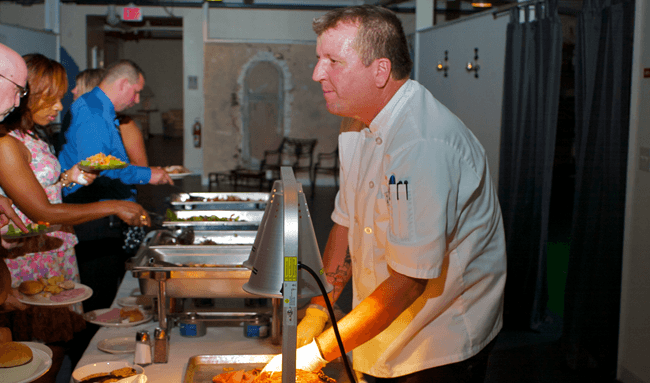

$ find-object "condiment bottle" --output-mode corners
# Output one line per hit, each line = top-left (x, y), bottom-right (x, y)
(134, 330), (152, 365)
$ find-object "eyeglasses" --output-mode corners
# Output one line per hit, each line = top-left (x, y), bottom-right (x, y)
(0, 73), (28, 98)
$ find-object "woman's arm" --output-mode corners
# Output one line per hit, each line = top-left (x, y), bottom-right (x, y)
(0, 135), (148, 226)
(120, 120), (148, 167)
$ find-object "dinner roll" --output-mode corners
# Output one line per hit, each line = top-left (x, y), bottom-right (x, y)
(18, 280), (44, 295)
(0, 341), (33, 367)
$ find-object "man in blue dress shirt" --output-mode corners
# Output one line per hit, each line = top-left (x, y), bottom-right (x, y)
(58, 59), (172, 312)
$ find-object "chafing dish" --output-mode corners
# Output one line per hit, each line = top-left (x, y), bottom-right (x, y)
(163, 210), (265, 231)
(129, 230), (255, 298)
(170, 192), (269, 211)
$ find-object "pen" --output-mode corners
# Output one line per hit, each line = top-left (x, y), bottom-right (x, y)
(397, 181), (402, 200)
(404, 181), (408, 200)
(389, 175), (396, 185)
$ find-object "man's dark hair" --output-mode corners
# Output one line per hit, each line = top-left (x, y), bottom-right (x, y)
(313, 5), (413, 80)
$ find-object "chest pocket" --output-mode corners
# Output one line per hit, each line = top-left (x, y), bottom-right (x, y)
(387, 181), (414, 242)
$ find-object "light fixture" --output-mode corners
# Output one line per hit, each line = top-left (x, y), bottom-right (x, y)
(472, 1), (493, 7)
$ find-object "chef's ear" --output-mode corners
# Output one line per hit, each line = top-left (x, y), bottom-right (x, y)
(374, 58), (392, 88)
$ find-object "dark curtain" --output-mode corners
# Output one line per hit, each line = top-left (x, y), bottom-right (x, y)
(498, 0), (563, 330)
(562, 0), (634, 378)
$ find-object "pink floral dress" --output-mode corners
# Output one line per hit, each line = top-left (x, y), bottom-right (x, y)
(1, 130), (80, 291)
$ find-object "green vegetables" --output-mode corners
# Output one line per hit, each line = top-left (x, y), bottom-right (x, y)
(4, 222), (50, 237)
(165, 209), (242, 222)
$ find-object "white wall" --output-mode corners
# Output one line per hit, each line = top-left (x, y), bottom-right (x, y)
(416, 10), (509, 184)
(619, 1), (650, 382)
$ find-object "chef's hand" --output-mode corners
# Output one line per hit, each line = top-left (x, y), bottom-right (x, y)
(149, 167), (174, 185)
(262, 339), (328, 373)
(297, 305), (329, 347)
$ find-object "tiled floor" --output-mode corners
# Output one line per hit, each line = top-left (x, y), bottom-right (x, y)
(132, 135), (612, 382)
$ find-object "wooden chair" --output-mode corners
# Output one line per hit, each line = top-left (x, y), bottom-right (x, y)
(311, 148), (339, 197)
(260, 137), (318, 188)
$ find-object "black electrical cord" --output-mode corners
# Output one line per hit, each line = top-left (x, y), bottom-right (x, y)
(298, 262), (357, 383)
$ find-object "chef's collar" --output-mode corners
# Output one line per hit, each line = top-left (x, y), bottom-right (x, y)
(368, 79), (413, 136)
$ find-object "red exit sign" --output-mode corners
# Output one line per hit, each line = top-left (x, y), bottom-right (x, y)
(122, 7), (142, 22)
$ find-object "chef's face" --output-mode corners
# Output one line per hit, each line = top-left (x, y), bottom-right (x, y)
(312, 22), (377, 119)
(32, 97), (63, 126)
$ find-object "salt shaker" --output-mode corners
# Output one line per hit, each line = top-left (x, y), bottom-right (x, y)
(134, 330), (152, 365)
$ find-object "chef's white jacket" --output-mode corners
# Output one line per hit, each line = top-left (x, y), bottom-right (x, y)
(331, 80), (507, 378)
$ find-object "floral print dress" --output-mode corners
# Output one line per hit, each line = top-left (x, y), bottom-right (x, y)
(0, 130), (85, 343)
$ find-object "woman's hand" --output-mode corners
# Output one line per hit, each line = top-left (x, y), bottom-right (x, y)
(69, 164), (97, 186)
(113, 201), (150, 227)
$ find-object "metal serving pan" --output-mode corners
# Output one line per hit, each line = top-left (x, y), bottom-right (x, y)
(183, 354), (351, 383)
(129, 231), (257, 298)
(163, 210), (265, 231)
(154, 229), (258, 246)
(170, 192), (269, 211)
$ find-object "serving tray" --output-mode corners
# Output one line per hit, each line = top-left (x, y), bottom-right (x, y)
(183, 355), (351, 383)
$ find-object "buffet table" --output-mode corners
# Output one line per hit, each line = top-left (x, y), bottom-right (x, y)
(73, 272), (281, 382)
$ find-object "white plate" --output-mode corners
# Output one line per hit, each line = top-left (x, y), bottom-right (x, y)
(21, 342), (53, 358)
(116, 296), (153, 309)
(97, 336), (136, 354)
(84, 308), (152, 328)
(72, 361), (145, 383)
(168, 172), (193, 179)
(17, 282), (93, 307)
(4, 346), (52, 383)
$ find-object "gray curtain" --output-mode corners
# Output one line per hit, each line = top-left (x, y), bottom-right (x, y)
(561, 0), (634, 377)
(497, 0), (563, 330)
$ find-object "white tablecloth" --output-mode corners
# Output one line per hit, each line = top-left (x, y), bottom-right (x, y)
(73, 273), (281, 382)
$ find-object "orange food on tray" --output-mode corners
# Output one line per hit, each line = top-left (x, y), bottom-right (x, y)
(212, 368), (335, 383)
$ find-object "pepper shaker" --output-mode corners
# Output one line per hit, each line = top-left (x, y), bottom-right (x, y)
(134, 330), (152, 365)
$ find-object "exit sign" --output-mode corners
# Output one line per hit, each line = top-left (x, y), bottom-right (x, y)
(122, 7), (142, 22)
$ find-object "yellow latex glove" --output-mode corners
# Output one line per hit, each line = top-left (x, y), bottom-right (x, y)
(296, 306), (329, 348)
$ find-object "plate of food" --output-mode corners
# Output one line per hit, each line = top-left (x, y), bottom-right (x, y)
(97, 336), (136, 354)
(1, 222), (60, 239)
(1, 342), (52, 383)
(78, 153), (128, 172)
(164, 165), (192, 179)
(17, 277), (93, 307)
(84, 307), (152, 328)
(72, 361), (145, 383)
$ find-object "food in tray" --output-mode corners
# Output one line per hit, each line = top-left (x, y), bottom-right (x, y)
(212, 368), (335, 383)
(173, 194), (265, 203)
(18, 276), (80, 301)
(3, 221), (51, 237)
(119, 307), (145, 322)
(79, 153), (127, 170)
(164, 165), (191, 174)
(80, 366), (138, 382)
(0, 341), (33, 368)
(165, 209), (243, 222)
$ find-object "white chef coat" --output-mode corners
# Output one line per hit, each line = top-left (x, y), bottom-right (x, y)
(331, 80), (506, 378)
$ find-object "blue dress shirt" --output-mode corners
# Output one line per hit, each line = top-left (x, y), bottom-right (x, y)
(58, 87), (151, 202)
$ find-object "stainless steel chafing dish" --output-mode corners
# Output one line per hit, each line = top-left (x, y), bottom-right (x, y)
(169, 192), (269, 211)
(163, 210), (265, 231)
(129, 230), (256, 298)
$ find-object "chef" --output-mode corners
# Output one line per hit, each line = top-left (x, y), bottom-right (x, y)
(264, 5), (507, 383)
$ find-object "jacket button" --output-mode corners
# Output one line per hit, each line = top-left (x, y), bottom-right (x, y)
(364, 227), (372, 234)
(369, 181), (374, 188)
(376, 137), (382, 145)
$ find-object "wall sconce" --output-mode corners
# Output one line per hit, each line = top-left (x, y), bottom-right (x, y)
(466, 48), (480, 78)
(437, 50), (449, 77)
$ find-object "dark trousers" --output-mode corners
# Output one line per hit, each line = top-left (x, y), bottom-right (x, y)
(75, 237), (128, 313)
(374, 337), (497, 383)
